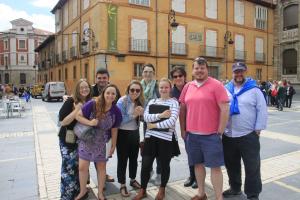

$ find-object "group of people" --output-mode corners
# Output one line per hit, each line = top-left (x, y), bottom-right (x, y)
(258, 80), (296, 111)
(58, 58), (268, 200)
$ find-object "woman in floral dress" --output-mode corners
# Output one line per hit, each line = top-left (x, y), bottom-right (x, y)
(75, 84), (122, 200)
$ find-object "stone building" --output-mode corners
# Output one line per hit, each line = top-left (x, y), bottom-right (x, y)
(0, 18), (51, 87)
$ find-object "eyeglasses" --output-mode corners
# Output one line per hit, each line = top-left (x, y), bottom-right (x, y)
(129, 88), (141, 93)
(194, 57), (208, 65)
(172, 74), (183, 79)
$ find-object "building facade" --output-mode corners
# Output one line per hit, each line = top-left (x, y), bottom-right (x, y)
(0, 18), (51, 87)
(37, 0), (276, 94)
(274, 0), (299, 83)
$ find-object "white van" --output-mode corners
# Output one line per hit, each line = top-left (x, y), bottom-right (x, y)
(42, 82), (66, 102)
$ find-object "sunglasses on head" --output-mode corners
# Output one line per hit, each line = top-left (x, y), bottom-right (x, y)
(129, 88), (141, 93)
(173, 74), (183, 79)
(194, 57), (207, 65)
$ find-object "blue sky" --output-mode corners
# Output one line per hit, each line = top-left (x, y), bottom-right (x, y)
(0, 0), (58, 32)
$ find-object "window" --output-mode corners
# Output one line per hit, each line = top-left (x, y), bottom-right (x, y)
(235, 34), (245, 60)
(21, 56), (24, 61)
(73, 65), (77, 79)
(5, 73), (9, 84)
(172, 25), (186, 55)
(83, 0), (89, 10)
(208, 66), (219, 79)
(72, 0), (78, 19)
(172, 0), (185, 13)
(206, 0), (217, 19)
(19, 54), (27, 64)
(129, 0), (150, 7)
(283, 4), (298, 30)
(4, 56), (8, 66)
(255, 38), (264, 62)
(205, 30), (217, 57)
(134, 63), (143, 78)
(72, 31), (77, 47)
(63, 4), (69, 27)
(58, 69), (61, 81)
(131, 19), (148, 52)
(256, 69), (262, 80)
(255, 6), (268, 30)
(55, 10), (61, 32)
(83, 22), (89, 41)
(283, 49), (297, 75)
(84, 63), (89, 80)
(65, 68), (68, 80)
(20, 73), (26, 84)
(19, 40), (26, 49)
(234, 0), (244, 25)
(4, 40), (8, 50)
(51, 72), (53, 81)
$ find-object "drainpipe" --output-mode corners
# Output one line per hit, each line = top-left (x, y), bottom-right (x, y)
(155, 0), (158, 73)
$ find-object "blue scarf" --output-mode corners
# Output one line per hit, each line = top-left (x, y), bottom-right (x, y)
(225, 78), (257, 116)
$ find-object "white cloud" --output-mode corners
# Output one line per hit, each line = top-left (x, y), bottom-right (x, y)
(30, 0), (58, 9)
(0, 3), (55, 32)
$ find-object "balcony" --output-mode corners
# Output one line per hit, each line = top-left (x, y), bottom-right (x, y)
(255, 53), (265, 63)
(81, 42), (90, 55)
(129, 38), (150, 53)
(235, 50), (247, 61)
(62, 50), (68, 63)
(282, 29), (298, 43)
(199, 45), (224, 58)
(70, 46), (77, 59)
(171, 42), (187, 55)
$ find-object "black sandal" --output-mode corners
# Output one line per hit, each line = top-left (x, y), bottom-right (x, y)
(130, 179), (142, 189)
(120, 186), (130, 197)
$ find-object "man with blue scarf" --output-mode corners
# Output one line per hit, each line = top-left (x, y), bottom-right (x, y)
(222, 62), (267, 200)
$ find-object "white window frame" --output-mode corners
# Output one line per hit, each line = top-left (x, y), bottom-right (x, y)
(234, 0), (244, 25)
(131, 19), (148, 52)
(235, 34), (245, 60)
(255, 37), (264, 61)
(4, 40), (8, 50)
(206, 0), (217, 19)
(133, 63), (144, 78)
(171, 25), (186, 55)
(18, 53), (27, 64)
(172, 0), (185, 13)
(72, 0), (78, 19)
(255, 6), (268, 30)
(63, 4), (69, 27)
(83, 0), (90, 10)
(129, 0), (150, 7)
(205, 29), (217, 57)
(18, 39), (26, 49)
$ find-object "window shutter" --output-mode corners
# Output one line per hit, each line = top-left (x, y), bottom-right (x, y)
(131, 19), (147, 39)
(235, 35), (244, 51)
(172, 0), (185, 13)
(255, 38), (263, 53)
(206, 0), (217, 19)
(172, 25), (185, 43)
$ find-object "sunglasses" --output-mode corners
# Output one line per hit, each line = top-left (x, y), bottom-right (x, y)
(173, 74), (183, 79)
(194, 57), (208, 65)
(129, 88), (141, 93)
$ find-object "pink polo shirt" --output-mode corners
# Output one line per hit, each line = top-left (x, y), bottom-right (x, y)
(179, 77), (229, 135)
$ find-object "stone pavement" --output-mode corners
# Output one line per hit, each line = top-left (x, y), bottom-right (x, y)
(30, 100), (300, 200)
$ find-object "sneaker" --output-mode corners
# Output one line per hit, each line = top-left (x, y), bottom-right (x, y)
(154, 174), (161, 186)
(222, 188), (242, 197)
(184, 177), (195, 187)
(191, 181), (198, 189)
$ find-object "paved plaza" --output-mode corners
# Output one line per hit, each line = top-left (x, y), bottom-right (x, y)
(0, 95), (300, 200)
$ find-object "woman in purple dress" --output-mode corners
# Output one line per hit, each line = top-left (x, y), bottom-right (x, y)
(75, 84), (122, 200)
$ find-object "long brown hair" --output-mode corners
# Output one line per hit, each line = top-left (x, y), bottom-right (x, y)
(125, 80), (145, 107)
(73, 79), (92, 104)
(95, 84), (119, 119)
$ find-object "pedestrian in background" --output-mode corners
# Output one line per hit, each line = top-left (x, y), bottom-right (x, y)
(179, 57), (229, 200)
(134, 78), (180, 200)
(170, 66), (198, 189)
(285, 81), (296, 108)
(222, 62), (267, 200)
(277, 81), (286, 111)
(140, 63), (161, 185)
(75, 84), (122, 200)
(58, 79), (92, 200)
(116, 80), (144, 197)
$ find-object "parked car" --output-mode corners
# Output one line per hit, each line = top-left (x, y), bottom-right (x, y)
(42, 82), (66, 102)
(31, 84), (44, 98)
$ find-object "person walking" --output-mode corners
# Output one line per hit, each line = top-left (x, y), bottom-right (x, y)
(285, 81), (296, 108)
(179, 57), (229, 200)
(222, 62), (268, 200)
(58, 79), (92, 200)
(140, 63), (161, 184)
(116, 81), (145, 197)
(75, 84), (122, 200)
(170, 66), (197, 189)
(133, 78), (180, 200)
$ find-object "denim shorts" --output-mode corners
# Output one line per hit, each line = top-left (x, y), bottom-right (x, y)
(186, 133), (224, 168)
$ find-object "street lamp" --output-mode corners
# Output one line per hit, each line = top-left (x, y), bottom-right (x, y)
(33, 65), (37, 84)
(168, 9), (179, 76)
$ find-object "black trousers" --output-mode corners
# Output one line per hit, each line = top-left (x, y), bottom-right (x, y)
(140, 136), (173, 189)
(184, 139), (195, 179)
(116, 129), (140, 184)
(285, 95), (293, 108)
(222, 132), (262, 198)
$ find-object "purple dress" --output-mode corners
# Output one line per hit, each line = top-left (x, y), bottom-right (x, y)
(78, 100), (122, 162)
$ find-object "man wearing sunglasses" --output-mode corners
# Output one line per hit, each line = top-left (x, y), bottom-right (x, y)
(179, 57), (229, 200)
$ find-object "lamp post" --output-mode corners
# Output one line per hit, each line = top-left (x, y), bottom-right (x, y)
(224, 0), (234, 80)
(33, 65), (37, 84)
(168, 9), (179, 76)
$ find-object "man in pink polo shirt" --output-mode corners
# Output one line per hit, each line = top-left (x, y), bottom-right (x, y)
(179, 57), (229, 200)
